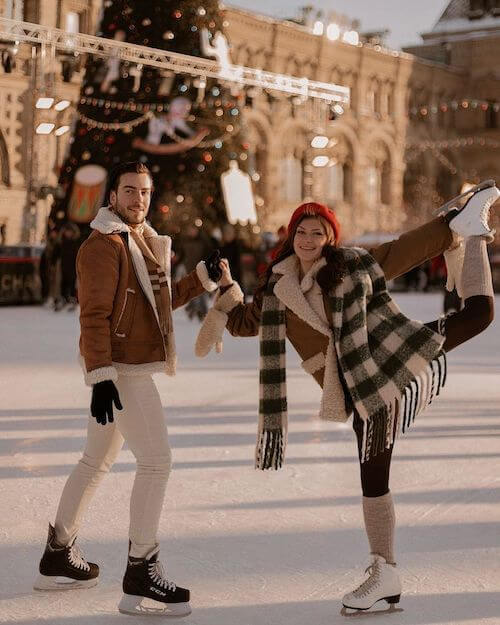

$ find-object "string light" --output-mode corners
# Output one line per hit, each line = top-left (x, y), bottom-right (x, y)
(78, 110), (153, 131)
(410, 98), (500, 119)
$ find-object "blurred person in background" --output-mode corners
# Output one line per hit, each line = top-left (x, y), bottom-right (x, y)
(177, 224), (215, 321)
(59, 222), (81, 311)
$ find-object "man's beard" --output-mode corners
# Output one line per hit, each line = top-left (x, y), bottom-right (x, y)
(112, 203), (146, 226)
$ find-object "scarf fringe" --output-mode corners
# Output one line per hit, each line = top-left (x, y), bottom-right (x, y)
(255, 428), (285, 470)
(361, 352), (447, 463)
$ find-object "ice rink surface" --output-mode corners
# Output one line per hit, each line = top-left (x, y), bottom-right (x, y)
(0, 293), (499, 625)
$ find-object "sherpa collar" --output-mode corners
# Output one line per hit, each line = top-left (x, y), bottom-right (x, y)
(90, 206), (173, 324)
(272, 254), (331, 339)
(90, 206), (158, 239)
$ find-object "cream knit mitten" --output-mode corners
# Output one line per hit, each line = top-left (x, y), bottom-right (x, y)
(195, 283), (244, 357)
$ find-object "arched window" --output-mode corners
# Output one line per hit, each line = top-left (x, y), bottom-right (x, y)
(4, 0), (23, 19)
(326, 162), (344, 203)
(343, 71), (356, 111)
(366, 166), (380, 208)
(317, 135), (353, 204)
(366, 79), (382, 116)
(0, 130), (10, 187)
(381, 161), (391, 205)
(246, 121), (268, 202)
(386, 86), (394, 118)
(279, 127), (309, 204)
(280, 155), (303, 203)
(366, 141), (391, 207)
(367, 88), (376, 114)
(23, 0), (39, 22)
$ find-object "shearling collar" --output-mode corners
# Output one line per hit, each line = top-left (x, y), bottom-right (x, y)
(90, 206), (158, 239)
(272, 254), (331, 338)
(272, 254), (327, 293)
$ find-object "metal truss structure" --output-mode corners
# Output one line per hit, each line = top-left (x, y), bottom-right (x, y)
(0, 17), (350, 104)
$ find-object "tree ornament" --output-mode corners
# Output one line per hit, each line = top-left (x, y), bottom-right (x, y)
(68, 164), (107, 223)
(221, 160), (257, 225)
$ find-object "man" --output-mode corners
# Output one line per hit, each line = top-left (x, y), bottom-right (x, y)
(35, 162), (225, 617)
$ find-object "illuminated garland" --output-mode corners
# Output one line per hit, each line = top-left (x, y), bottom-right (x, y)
(407, 136), (500, 154)
(79, 99), (241, 145)
(80, 96), (169, 112)
(410, 98), (500, 118)
(78, 110), (153, 130)
(405, 136), (500, 174)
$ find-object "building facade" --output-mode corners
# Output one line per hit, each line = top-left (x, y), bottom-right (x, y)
(0, 0), (100, 244)
(404, 0), (500, 237)
(1, 0), (499, 244)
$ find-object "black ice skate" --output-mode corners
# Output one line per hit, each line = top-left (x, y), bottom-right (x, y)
(34, 524), (99, 591)
(118, 545), (191, 617)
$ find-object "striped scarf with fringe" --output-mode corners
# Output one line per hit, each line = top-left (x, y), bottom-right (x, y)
(256, 247), (447, 470)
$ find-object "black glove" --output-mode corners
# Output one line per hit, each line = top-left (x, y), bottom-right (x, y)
(90, 380), (123, 425)
(205, 249), (222, 282)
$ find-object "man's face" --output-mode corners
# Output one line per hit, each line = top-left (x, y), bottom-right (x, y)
(110, 172), (152, 226)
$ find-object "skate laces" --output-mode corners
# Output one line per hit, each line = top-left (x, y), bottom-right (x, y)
(148, 559), (176, 592)
(480, 194), (495, 229)
(68, 543), (90, 571)
(351, 560), (382, 598)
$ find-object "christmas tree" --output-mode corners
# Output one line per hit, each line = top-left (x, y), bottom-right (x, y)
(48, 0), (250, 236)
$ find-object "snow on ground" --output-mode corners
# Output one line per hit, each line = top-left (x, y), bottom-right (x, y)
(0, 294), (499, 625)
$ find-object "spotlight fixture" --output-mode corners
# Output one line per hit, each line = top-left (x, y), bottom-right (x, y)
(36, 123), (55, 135)
(36, 97), (54, 109)
(312, 155), (329, 167)
(55, 125), (70, 136)
(311, 135), (329, 149)
(55, 100), (71, 111)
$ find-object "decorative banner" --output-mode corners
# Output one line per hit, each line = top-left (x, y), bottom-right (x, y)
(221, 160), (257, 225)
(68, 164), (108, 223)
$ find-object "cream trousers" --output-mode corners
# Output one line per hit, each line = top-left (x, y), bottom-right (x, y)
(54, 374), (172, 558)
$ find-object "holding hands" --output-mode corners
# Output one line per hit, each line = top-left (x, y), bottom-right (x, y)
(204, 250), (233, 287)
(218, 258), (233, 287)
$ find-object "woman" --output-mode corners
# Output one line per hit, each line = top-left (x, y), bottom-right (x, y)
(196, 190), (497, 615)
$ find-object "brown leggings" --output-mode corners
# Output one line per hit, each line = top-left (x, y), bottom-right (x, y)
(353, 295), (494, 497)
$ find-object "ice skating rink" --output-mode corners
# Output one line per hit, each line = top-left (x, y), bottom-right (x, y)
(1, 294), (499, 625)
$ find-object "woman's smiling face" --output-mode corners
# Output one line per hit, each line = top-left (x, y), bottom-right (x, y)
(293, 217), (329, 264)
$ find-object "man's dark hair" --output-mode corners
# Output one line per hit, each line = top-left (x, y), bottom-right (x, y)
(106, 161), (154, 201)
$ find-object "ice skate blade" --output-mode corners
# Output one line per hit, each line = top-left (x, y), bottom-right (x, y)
(341, 602), (403, 617)
(33, 573), (99, 591)
(436, 179), (496, 214)
(118, 594), (191, 617)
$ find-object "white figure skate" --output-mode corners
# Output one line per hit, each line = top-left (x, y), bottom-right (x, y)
(437, 179), (500, 238)
(341, 555), (403, 617)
